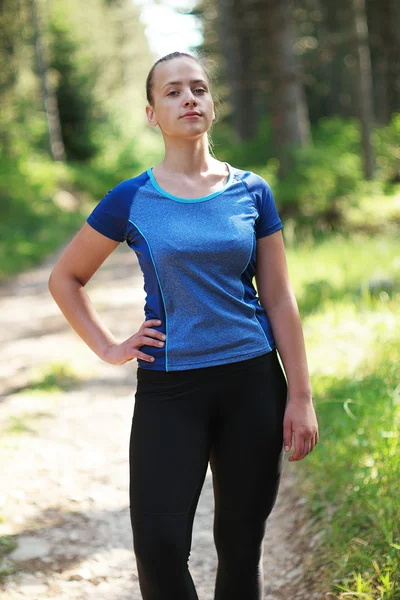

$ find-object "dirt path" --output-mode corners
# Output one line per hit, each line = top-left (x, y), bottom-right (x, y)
(0, 241), (322, 599)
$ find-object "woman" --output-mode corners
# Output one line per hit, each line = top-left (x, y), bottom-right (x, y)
(48, 51), (318, 600)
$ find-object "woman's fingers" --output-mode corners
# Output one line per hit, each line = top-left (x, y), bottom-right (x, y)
(135, 335), (165, 348)
(142, 327), (166, 341)
(136, 319), (166, 342)
(112, 320), (165, 364)
(129, 322), (166, 362)
(131, 350), (156, 362)
(143, 319), (162, 327)
(288, 436), (303, 461)
(288, 430), (316, 461)
(305, 438), (312, 456)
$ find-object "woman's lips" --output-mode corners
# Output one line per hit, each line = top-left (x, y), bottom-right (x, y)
(182, 113), (201, 118)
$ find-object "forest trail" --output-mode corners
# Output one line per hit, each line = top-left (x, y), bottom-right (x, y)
(0, 240), (322, 600)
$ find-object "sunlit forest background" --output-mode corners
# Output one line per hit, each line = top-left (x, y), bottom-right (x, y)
(1, 0), (399, 598)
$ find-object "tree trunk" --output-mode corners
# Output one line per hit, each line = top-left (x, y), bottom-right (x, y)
(379, 0), (400, 119)
(217, 0), (259, 140)
(30, 0), (66, 161)
(263, 0), (311, 178)
(350, 0), (375, 179)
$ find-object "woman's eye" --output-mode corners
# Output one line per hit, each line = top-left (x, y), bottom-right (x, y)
(167, 88), (206, 96)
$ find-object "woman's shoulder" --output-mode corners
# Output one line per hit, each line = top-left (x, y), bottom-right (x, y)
(229, 164), (272, 193)
(90, 170), (150, 217)
(109, 169), (150, 195)
(86, 169), (152, 241)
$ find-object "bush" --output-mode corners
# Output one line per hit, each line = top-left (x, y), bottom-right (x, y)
(373, 112), (400, 184)
(212, 114), (273, 168)
(0, 153), (85, 280)
(217, 115), (400, 232)
(275, 144), (362, 215)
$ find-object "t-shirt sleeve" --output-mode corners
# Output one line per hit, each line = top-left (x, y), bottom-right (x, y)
(86, 183), (129, 242)
(244, 172), (283, 239)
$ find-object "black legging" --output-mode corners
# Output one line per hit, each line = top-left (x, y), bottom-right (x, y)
(129, 349), (288, 600)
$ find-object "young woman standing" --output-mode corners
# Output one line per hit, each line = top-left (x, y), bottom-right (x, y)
(48, 51), (319, 600)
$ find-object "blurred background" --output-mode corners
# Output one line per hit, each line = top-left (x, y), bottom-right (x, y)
(0, 0), (399, 598)
(1, 0), (399, 273)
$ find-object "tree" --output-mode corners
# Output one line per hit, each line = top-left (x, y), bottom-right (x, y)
(0, 0), (26, 153)
(350, 0), (375, 179)
(262, 0), (311, 178)
(30, 0), (66, 161)
(368, 0), (400, 124)
(216, 0), (259, 139)
(47, 19), (99, 161)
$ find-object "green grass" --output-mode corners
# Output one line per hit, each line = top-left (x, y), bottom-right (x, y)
(306, 342), (399, 597)
(286, 231), (400, 598)
(3, 416), (39, 436)
(0, 535), (19, 583)
(0, 363), (79, 438)
(2, 412), (55, 436)
(0, 536), (17, 559)
(25, 362), (82, 393)
(286, 231), (400, 312)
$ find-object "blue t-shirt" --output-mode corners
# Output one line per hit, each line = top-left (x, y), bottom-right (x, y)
(86, 162), (283, 371)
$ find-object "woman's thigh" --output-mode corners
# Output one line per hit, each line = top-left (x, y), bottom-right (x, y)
(210, 350), (288, 519)
(129, 368), (215, 516)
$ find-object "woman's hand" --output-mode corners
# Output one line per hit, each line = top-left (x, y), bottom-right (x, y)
(103, 319), (165, 365)
(283, 396), (319, 461)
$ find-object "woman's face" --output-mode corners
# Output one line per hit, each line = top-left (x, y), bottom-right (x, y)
(146, 57), (215, 139)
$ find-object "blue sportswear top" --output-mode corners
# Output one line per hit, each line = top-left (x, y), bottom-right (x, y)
(86, 162), (283, 371)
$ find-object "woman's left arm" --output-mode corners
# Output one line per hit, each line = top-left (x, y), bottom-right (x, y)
(255, 230), (319, 462)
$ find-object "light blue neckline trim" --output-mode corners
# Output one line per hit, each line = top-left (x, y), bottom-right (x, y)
(147, 162), (233, 203)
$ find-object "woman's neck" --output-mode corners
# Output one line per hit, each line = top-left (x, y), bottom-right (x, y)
(158, 138), (220, 177)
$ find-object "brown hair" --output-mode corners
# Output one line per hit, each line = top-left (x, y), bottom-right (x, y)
(145, 51), (221, 125)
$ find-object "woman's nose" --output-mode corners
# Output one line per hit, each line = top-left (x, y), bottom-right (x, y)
(183, 89), (197, 105)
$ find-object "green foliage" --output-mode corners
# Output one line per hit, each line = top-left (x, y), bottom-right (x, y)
(373, 113), (400, 185)
(0, 535), (18, 583)
(285, 232), (400, 599)
(47, 19), (100, 161)
(212, 115), (273, 167)
(0, 0), (37, 154)
(213, 116), (365, 226)
(311, 116), (361, 153)
(64, 130), (163, 207)
(214, 115), (400, 234)
(0, 127), (164, 281)
(0, 153), (86, 280)
(0, 536), (17, 559)
(307, 342), (400, 598)
(286, 231), (400, 317)
(277, 143), (361, 212)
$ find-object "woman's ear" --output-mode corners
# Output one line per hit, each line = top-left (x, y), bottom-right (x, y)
(146, 105), (158, 127)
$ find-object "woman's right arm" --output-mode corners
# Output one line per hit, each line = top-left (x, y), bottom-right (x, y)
(48, 223), (165, 365)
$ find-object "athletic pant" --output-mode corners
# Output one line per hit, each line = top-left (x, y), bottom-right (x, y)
(129, 349), (288, 600)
